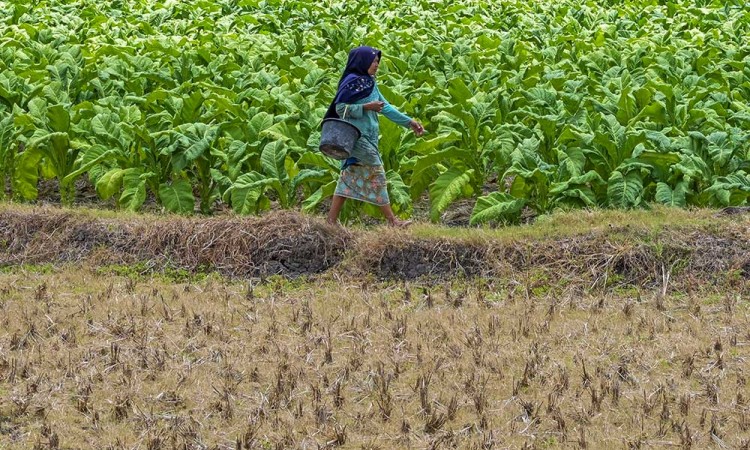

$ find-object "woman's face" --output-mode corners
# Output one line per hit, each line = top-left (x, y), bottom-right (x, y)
(368, 56), (380, 75)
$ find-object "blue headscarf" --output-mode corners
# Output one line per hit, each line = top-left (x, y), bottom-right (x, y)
(324, 46), (382, 120)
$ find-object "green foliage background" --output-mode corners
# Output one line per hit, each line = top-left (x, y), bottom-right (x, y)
(0, 0), (748, 223)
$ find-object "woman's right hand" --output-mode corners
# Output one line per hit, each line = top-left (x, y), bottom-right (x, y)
(363, 101), (385, 112)
(409, 120), (425, 136)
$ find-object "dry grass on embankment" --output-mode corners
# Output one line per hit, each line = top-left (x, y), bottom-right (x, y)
(1, 203), (750, 287)
(0, 204), (749, 449)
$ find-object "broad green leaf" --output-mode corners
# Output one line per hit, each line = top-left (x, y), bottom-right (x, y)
(616, 87), (636, 125)
(292, 168), (331, 192)
(470, 192), (526, 225)
(607, 170), (643, 208)
(706, 131), (733, 170)
(261, 121), (304, 150)
(177, 91), (204, 125)
(210, 168), (232, 195)
(655, 182), (687, 207)
(227, 172), (274, 215)
(429, 168), (475, 222)
(386, 170), (411, 215)
(226, 140), (252, 181)
(556, 126), (594, 147)
(632, 150), (681, 178)
(448, 78), (473, 102)
(297, 151), (338, 170)
(169, 123), (219, 169)
(526, 87), (557, 107)
(629, 101), (667, 125)
(46, 104), (69, 133)
(12, 148), (42, 201)
(557, 147), (586, 179)
(91, 113), (123, 147)
(302, 68), (326, 90)
(119, 168), (147, 211)
(260, 140), (287, 181)
(555, 187), (598, 207)
(550, 170), (606, 195)
(96, 168), (126, 200)
(302, 180), (337, 213)
(412, 147), (471, 182)
(63, 145), (116, 184)
(407, 132), (461, 156)
(704, 173), (750, 207)
(159, 180), (195, 214)
(284, 155), (299, 181)
(378, 116), (403, 170)
(378, 83), (406, 107)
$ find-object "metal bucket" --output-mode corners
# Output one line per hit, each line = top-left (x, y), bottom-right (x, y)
(319, 118), (360, 160)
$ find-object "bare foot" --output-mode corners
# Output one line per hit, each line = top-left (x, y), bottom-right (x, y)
(388, 219), (413, 228)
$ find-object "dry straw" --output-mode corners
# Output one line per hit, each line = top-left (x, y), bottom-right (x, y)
(1, 206), (749, 288)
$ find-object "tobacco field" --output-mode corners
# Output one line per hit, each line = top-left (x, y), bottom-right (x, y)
(0, 0), (748, 223)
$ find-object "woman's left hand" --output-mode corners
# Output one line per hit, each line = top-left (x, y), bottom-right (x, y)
(409, 120), (425, 136)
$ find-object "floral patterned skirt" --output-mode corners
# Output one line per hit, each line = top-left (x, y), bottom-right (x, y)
(334, 164), (389, 206)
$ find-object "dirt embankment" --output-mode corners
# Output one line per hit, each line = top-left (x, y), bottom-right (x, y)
(0, 208), (347, 278)
(1, 207), (749, 287)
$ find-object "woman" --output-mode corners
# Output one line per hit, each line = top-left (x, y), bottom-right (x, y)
(324, 46), (424, 227)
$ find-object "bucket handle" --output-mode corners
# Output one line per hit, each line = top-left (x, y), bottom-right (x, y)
(318, 104), (352, 129)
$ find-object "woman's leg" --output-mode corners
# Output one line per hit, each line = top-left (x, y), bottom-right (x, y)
(327, 195), (347, 225)
(379, 204), (412, 227)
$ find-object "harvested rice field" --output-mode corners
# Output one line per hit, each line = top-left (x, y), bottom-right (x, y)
(1, 206), (750, 449)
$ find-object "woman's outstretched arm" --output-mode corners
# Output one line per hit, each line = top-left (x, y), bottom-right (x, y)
(377, 91), (412, 126)
(378, 90), (425, 135)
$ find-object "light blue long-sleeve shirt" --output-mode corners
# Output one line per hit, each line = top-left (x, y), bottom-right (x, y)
(335, 83), (412, 166)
